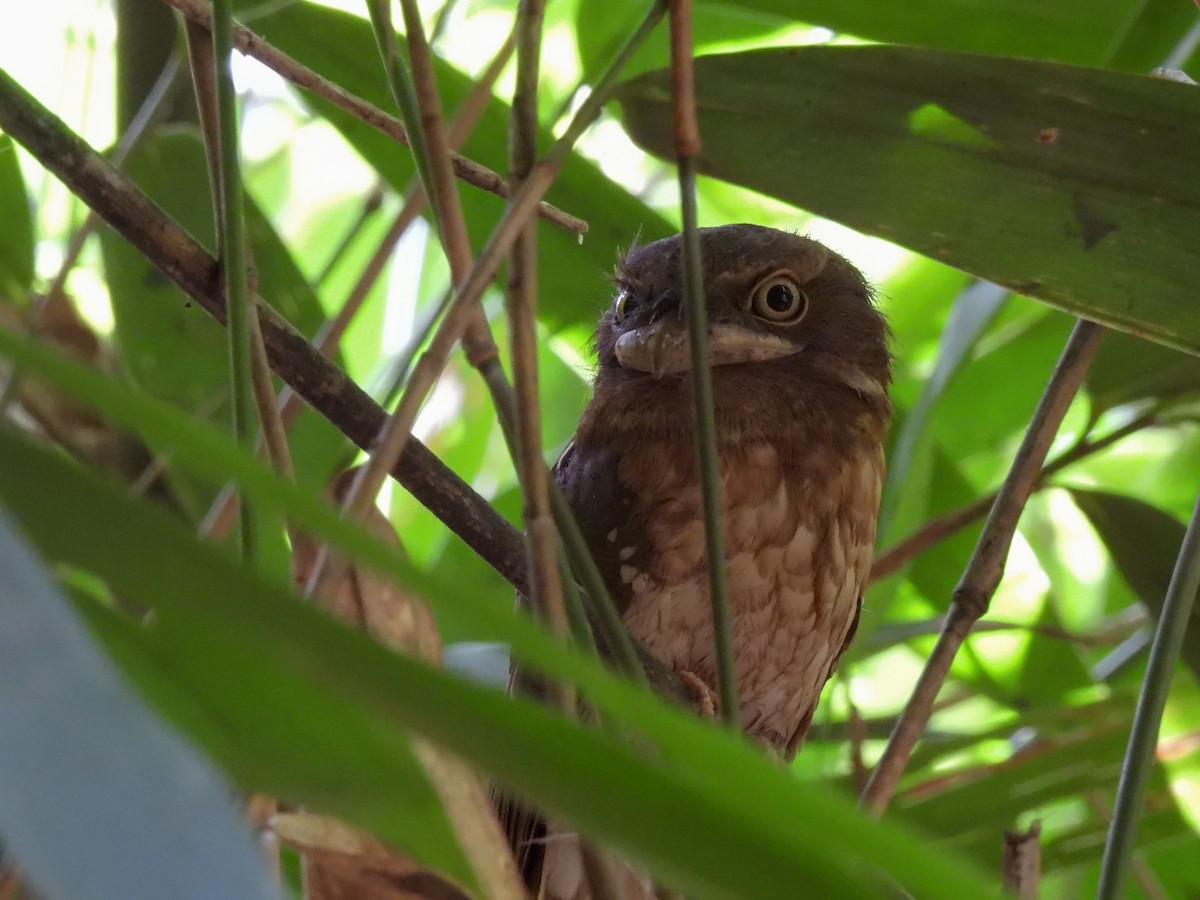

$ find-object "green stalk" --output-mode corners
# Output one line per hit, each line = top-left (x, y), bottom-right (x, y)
(210, 0), (256, 559)
(363, 0), (439, 225)
(670, 0), (738, 727)
(1096, 486), (1200, 899)
(678, 157), (737, 727)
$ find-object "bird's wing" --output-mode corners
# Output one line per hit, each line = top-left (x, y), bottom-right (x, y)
(552, 439), (636, 615)
(497, 440), (641, 892)
(784, 594), (863, 757)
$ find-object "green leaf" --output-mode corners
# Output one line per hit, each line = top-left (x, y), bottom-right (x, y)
(0, 134), (34, 299)
(0, 507), (275, 900)
(101, 127), (320, 409)
(896, 695), (1189, 872)
(617, 48), (1200, 354)
(879, 282), (1007, 539)
(931, 309), (1076, 457)
(0, 327), (1000, 900)
(0, 424), (1000, 900)
(572, 0), (789, 86)
(1070, 488), (1200, 680)
(244, 1), (672, 334)
(99, 126), (347, 501)
(1086, 330), (1200, 414)
(732, 0), (1175, 68)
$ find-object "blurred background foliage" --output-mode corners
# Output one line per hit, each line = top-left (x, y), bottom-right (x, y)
(1, 0), (1199, 897)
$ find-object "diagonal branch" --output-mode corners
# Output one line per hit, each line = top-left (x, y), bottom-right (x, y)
(860, 318), (1105, 816)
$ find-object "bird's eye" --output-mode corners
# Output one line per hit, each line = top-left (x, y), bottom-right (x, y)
(613, 291), (632, 322)
(748, 272), (808, 325)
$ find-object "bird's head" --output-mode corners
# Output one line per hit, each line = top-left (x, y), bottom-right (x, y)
(592, 225), (890, 416)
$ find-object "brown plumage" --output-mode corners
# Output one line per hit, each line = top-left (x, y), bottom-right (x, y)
(518, 224), (891, 898)
(560, 223), (891, 754)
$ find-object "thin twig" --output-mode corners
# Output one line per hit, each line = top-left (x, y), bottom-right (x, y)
(302, 0), (510, 596)
(186, 21), (296, 553)
(870, 405), (1160, 582)
(505, 0), (572, 667)
(161, 0), (587, 234)
(1001, 822), (1040, 899)
(860, 319), (1105, 816)
(1097, 481), (1200, 898)
(502, 5), (620, 894)
(669, 0), (738, 727)
(208, 0), (257, 558)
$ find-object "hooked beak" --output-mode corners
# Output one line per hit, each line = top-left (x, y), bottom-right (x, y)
(614, 321), (802, 379)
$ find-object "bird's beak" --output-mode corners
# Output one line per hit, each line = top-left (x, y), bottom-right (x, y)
(614, 321), (802, 379)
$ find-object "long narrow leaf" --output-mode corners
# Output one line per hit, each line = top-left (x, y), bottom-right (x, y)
(0, 327), (998, 898)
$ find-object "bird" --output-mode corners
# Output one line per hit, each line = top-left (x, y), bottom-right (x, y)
(517, 224), (892, 898)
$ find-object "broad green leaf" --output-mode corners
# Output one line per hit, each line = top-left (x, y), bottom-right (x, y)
(101, 127), (322, 410)
(0, 425), (998, 900)
(572, 0), (790, 86)
(0, 507), (275, 900)
(244, 1), (672, 334)
(617, 48), (1200, 354)
(733, 0), (1182, 68)
(1070, 488), (1200, 680)
(0, 327), (999, 900)
(0, 134), (34, 300)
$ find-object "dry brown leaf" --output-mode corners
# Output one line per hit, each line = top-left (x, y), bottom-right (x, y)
(276, 812), (470, 900)
(290, 468), (524, 900)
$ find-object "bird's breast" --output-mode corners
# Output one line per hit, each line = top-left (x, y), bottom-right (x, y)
(614, 438), (883, 749)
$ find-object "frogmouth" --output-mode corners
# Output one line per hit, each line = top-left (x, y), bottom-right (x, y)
(524, 224), (891, 898)
(558, 223), (892, 755)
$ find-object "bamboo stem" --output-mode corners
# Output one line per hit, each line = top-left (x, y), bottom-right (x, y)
(1097, 483), (1200, 898)
(505, 0), (572, 672)
(668, 0), (738, 728)
(208, 0), (257, 558)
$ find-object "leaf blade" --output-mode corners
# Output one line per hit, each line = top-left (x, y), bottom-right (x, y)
(617, 47), (1200, 354)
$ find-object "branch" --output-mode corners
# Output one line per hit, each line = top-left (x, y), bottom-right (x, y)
(860, 318), (1105, 815)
